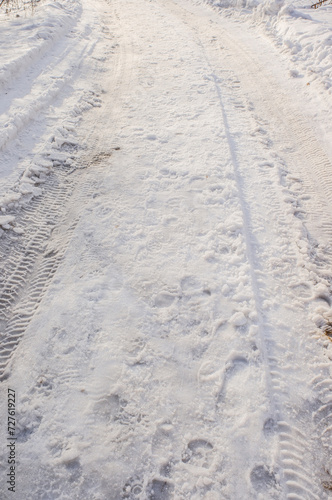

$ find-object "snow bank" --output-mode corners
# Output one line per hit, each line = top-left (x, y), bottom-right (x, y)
(202, 0), (332, 92)
(0, 0), (83, 153)
(0, 90), (101, 231)
(0, 0), (82, 92)
(0, 0), (103, 235)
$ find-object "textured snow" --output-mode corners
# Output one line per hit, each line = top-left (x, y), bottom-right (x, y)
(203, 0), (332, 91)
(0, 0), (331, 498)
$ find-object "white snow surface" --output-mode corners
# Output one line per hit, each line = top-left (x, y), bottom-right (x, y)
(0, 0), (332, 498)
(203, 0), (332, 91)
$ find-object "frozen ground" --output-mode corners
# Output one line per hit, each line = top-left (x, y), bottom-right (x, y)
(0, 0), (332, 498)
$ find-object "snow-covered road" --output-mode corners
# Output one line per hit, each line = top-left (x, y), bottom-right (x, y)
(1, 0), (332, 498)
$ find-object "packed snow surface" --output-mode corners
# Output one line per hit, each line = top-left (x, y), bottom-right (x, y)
(0, 0), (332, 498)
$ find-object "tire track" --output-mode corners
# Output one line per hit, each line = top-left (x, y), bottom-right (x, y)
(161, 1), (331, 498)
(0, 0), (135, 382)
(207, 25), (332, 496)
(0, 152), (83, 380)
(0, 33), (95, 153)
(0, 0), (82, 98)
(211, 20), (332, 278)
(211, 55), (330, 500)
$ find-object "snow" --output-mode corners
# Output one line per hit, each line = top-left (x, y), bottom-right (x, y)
(202, 0), (332, 92)
(199, 0), (332, 155)
(0, 0), (102, 227)
(0, 0), (332, 498)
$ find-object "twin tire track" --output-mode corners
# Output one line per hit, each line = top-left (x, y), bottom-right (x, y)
(0, 147), (83, 379)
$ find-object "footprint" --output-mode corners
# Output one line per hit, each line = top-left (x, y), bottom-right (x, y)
(160, 462), (173, 478)
(182, 439), (214, 469)
(154, 292), (176, 308)
(250, 465), (278, 492)
(64, 458), (82, 483)
(147, 479), (174, 500)
(180, 275), (201, 292)
(93, 394), (138, 426)
(147, 238), (163, 253)
(198, 359), (223, 383)
(159, 168), (177, 178)
(32, 374), (53, 397)
(93, 394), (121, 422)
(122, 476), (144, 499)
(217, 355), (249, 405)
(263, 418), (277, 437)
(16, 403), (42, 443)
(128, 336), (146, 359)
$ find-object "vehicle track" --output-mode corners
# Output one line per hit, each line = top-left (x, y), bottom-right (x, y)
(159, 0), (332, 497)
(0, 0), (132, 380)
(1, 0), (331, 498)
(0, 144), (84, 379)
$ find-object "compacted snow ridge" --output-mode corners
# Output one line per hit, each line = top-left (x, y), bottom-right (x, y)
(0, 0), (332, 498)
